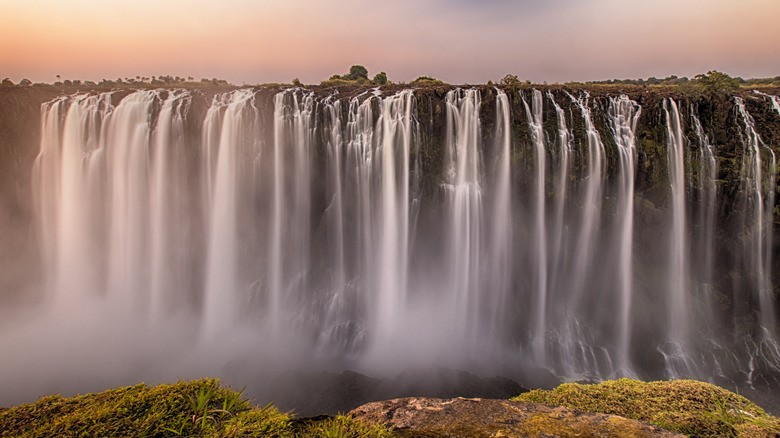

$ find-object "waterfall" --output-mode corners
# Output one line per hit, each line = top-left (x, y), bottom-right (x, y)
(15, 87), (780, 408)
(734, 97), (777, 340)
(372, 89), (416, 349)
(558, 92), (612, 379)
(149, 91), (190, 321)
(547, 91), (572, 311)
(203, 89), (256, 338)
(319, 96), (349, 351)
(522, 90), (549, 362)
(661, 98), (697, 378)
(486, 89), (512, 343)
(608, 95), (640, 376)
(443, 88), (484, 349)
(269, 89), (314, 334)
(38, 93), (114, 304)
(691, 108), (717, 334)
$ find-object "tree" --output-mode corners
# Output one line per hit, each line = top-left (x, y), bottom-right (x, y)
(348, 65), (368, 81)
(19, 78), (32, 86)
(695, 70), (740, 94)
(501, 74), (521, 88)
(1, 78), (13, 87)
(373, 72), (387, 85)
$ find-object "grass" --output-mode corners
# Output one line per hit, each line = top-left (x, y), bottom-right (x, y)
(0, 379), (391, 438)
(513, 378), (780, 438)
(3, 378), (780, 437)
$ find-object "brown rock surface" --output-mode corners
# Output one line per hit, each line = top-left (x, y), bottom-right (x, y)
(349, 397), (685, 438)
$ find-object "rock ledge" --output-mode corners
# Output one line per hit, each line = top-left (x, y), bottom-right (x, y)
(349, 397), (685, 437)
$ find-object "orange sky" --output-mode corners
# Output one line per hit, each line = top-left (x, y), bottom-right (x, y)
(2, 0), (779, 84)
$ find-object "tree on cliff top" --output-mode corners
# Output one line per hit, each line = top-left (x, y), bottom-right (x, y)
(322, 65), (390, 86)
(348, 65), (369, 81)
(695, 70), (740, 95)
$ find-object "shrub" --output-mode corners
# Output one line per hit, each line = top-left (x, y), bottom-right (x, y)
(0, 379), (393, 438)
(348, 65), (369, 81)
(0, 379), (289, 438)
(373, 72), (388, 85)
(513, 378), (780, 438)
(695, 70), (741, 95)
(410, 76), (446, 86)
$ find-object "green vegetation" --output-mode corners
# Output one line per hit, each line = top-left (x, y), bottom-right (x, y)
(373, 72), (388, 85)
(0, 379), (391, 438)
(293, 415), (393, 438)
(2, 377), (780, 437)
(320, 65), (392, 87)
(513, 378), (780, 438)
(584, 70), (780, 93)
(409, 76), (447, 86)
(694, 70), (741, 95)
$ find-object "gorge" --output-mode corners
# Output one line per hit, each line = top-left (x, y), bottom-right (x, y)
(0, 83), (779, 413)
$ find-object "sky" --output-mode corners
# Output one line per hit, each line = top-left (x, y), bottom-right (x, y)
(2, 0), (779, 85)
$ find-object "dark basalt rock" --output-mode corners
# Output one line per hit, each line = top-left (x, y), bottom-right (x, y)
(349, 396), (686, 438)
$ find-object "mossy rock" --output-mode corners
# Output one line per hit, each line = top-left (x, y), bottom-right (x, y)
(0, 379), (391, 438)
(350, 396), (684, 437)
(513, 378), (780, 438)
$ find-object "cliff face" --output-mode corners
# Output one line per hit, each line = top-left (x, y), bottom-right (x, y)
(1, 84), (779, 402)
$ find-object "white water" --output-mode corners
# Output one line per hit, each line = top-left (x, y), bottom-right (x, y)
(9, 87), (780, 408)
(691, 108), (717, 332)
(734, 97), (777, 338)
(203, 89), (256, 338)
(443, 89), (484, 350)
(567, 92), (605, 312)
(486, 89), (513, 342)
(546, 92), (572, 298)
(664, 99), (689, 344)
(521, 89), (549, 362)
(608, 95), (640, 376)
(661, 98), (697, 378)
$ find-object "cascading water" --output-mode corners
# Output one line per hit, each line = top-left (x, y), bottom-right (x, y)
(691, 107), (718, 337)
(546, 91), (572, 308)
(521, 90), (549, 362)
(485, 89), (512, 343)
(734, 97), (780, 385)
(770, 94), (780, 115)
(661, 98), (697, 378)
(734, 98), (777, 337)
(555, 92), (612, 379)
(443, 89), (485, 350)
(149, 91), (190, 321)
(607, 95), (640, 376)
(202, 89), (257, 338)
(7, 86), (780, 410)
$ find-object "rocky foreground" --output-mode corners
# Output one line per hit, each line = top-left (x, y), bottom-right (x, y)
(2, 378), (780, 437)
(349, 396), (685, 437)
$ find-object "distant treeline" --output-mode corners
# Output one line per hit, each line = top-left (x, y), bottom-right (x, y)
(0, 75), (231, 88)
(585, 73), (780, 87)
(2, 69), (779, 91)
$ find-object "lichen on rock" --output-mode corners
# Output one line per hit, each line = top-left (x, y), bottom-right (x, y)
(349, 396), (685, 437)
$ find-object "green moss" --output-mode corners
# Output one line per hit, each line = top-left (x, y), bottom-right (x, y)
(0, 379), (390, 438)
(292, 415), (394, 438)
(513, 378), (780, 438)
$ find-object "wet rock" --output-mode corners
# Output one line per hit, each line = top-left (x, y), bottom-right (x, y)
(349, 396), (685, 438)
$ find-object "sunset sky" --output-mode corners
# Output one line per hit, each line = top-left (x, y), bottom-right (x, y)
(2, 0), (779, 85)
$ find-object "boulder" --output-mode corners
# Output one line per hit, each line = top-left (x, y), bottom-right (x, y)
(349, 397), (685, 437)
